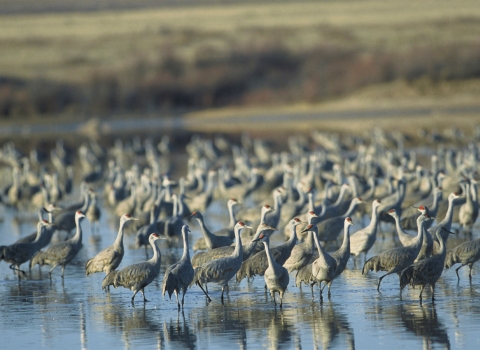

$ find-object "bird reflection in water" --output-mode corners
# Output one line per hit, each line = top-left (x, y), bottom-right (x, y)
(163, 309), (196, 350)
(311, 301), (354, 350)
(266, 308), (294, 350)
(99, 295), (164, 348)
(401, 303), (450, 349)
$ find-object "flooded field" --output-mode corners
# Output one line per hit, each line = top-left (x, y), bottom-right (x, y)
(0, 131), (479, 350)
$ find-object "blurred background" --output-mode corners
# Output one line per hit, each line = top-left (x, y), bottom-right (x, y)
(0, 0), (479, 138)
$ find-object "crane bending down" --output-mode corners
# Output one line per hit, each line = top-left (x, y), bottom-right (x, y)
(362, 213), (431, 291)
(399, 227), (452, 303)
(162, 225), (194, 309)
(30, 211), (85, 279)
(252, 233), (289, 307)
(86, 214), (138, 278)
(192, 222), (251, 303)
(112, 233), (166, 303)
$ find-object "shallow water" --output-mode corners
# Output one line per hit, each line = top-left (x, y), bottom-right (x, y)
(1, 199), (480, 350)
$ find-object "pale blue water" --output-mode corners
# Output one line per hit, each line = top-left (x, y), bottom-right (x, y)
(1, 192), (480, 349)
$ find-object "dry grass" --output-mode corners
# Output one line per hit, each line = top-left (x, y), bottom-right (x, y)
(1, 0), (480, 82)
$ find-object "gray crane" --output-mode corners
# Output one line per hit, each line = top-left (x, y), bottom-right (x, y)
(310, 224), (337, 299)
(30, 211), (86, 279)
(0, 220), (52, 279)
(430, 192), (462, 254)
(236, 218), (303, 283)
(192, 222), (252, 303)
(191, 211), (233, 251)
(389, 207), (433, 261)
(53, 191), (90, 234)
(252, 233), (289, 307)
(135, 204), (158, 255)
(458, 178), (479, 235)
(295, 218), (353, 296)
(192, 198), (240, 250)
(85, 214), (138, 277)
(86, 191), (101, 238)
(111, 232), (166, 303)
(191, 223), (276, 268)
(283, 220), (317, 273)
(400, 186), (442, 230)
(445, 234), (480, 283)
(363, 213), (431, 290)
(349, 199), (382, 265)
(400, 227), (451, 303)
(162, 225), (194, 309)
(317, 197), (363, 244)
(14, 205), (57, 248)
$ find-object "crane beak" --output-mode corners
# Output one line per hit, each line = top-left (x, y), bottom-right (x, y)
(441, 227), (456, 235)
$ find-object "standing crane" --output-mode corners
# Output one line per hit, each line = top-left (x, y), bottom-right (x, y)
(192, 222), (252, 303)
(362, 214), (431, 291)
(252, 233), (289, 307)
(30, 211), (86, 279)
(400, 227), (452, 303)
(85, 214), (138, 277)
(236, 218), (303, 283)
(0, 220), (52, 279)
(112, 233), (166, 303)
(162, 225), (194, 309)
(445, 234), (480, 283)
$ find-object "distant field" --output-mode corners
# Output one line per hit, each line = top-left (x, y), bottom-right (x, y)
(1, 0), (479, 82)
(1, 0), (480, 119)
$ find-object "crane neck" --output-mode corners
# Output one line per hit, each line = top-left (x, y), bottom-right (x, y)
(344, 199), (359, 218)
(313, 229), (328, 265)
(338, 223), (351, 254)
(365, 203), (380, 231)
(181, 228), (190, 260)
(262, 238), (276, 269)
(233, 227), (243, 260)
(227, 202), (237, 229)
(80, 193), (91, 213)
(195, 215), (214, 247)
(114, 218), (127, 249)
(414, 217), (425, 248)
(439, 196), (457, 228)
(149, 239), (162, 264)
(287, 223), (298, 247)
(71, 216), (83, 245)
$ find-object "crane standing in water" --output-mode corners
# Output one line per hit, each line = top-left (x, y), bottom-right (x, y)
(30, 211), (86, 279)
(162, 225), (194, 309)
(112, 233), (166, 303)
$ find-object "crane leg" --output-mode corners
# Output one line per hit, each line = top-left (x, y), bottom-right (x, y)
(131, 290), (139, 302)
(327, 282), (333, 297)
(142, 288), (149, 302)
(469, 264), (473, 283)
(221, 287), (225, 304)
(455, 265), (463, 283)
(279, 291), (284, 308)
(9, 264), (26, 279)
(49, 265), (57, 280)
(272, 292), (277, 306)
(61, 265), (65, 279)
(418, 285), (426, 304)
(431, 284), (435, 301)
(175, 291), (180, 309)
(196, 282), (211, 302)
(310, 283), (314, 298)
(181, 288), (186, 307)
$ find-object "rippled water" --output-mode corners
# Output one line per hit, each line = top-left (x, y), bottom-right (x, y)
(1, 197), (480, 349)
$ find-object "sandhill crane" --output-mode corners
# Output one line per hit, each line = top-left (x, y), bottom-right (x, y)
(400, 227), (452, 303)
(445, 235), (480, 283)
(458, 179), (479, 235)
(362, 214), (431, 290)
(191, 211), (233, 251)
(0, 220), (52, 279)
(252, 233), (289, 307)
(236, 218), (303, 283)
(430, 192), (462, 254)
(135, 204), (158, 255)
(14, 205), (57, 248)
(310, 224), (337, 299)
(400, 186), (442, 230)
(192, 198), (240, 251)
(162, 225), (194, 309)
(30, 211), (85, 279)
(295, 217), (353, 296)
(317, 197), (363, 244)
(86, 191), (101, 238)
(53, 191), (90, 234)
(191, 223), (276, 268)
(192, 222), (251, 303)
(389, 207), (433, 261)
(282, 221), (317, 274)
(349, 199), (382, 265)
(85, 214), (138, 278)
(112, 233), (166, 303)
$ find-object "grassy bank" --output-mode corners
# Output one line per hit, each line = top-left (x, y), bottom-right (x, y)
(1, 0), (480, 118)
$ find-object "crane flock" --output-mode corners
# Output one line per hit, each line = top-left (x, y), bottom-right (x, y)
(0, 126), (479, 308)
